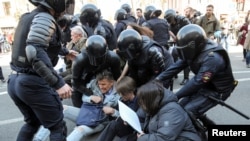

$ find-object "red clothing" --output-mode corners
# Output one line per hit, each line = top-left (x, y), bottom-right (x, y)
(239, 23), (248, 46)
(6, 33), (13, 44)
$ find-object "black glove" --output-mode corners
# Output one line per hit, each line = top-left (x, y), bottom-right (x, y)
(149, 47), (165, 73)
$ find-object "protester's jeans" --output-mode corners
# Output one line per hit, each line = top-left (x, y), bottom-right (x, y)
(33, 105), (105, 141)
(246, 50), (250, 66)
(220, 36), (228, 51)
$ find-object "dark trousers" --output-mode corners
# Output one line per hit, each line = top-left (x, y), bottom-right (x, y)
(96, 117), (136, 141)
(0, 66), (4, 80)
(7, 74), (67, 141)
(183, 67), (190, 79)
(179, 88), (230, 117)
(243, 48), (247, 59)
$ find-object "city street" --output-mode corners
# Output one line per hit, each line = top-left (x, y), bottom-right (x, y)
(0, 45), (250, 141)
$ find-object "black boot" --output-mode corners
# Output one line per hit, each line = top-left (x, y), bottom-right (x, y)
(199, 114), (216, 128)
(180, 78), (189, 85)
(0, 78), (6, 83)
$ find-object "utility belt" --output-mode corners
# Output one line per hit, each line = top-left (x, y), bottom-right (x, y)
(11, 71), (25, 75)
(11, 70), (38, 76)
(216, 80), (238, 100)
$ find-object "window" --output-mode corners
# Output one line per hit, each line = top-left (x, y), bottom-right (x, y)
(3, 2), (11, 16)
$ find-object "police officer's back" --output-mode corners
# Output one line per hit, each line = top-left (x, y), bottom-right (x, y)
(114, 8), (130, 38)
(142, 5), (170, 50)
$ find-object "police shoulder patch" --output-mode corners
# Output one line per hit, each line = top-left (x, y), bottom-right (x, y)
(202, 72), (212, 83)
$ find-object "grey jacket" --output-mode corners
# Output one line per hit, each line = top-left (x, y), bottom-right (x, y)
(138, 89), (201, 141)
(82, 79), (121, 118)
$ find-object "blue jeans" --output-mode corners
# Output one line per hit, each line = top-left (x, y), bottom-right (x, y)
(220, 36), (228, 51)
(246, 51), (250, 65)
(33, 105), (106, 141)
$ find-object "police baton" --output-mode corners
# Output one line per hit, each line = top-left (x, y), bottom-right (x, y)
(208, 95), (250, 120)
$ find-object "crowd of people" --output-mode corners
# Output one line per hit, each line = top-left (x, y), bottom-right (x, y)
(7, 0), (239, 141)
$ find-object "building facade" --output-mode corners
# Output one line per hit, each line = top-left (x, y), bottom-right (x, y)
(0, 0), (35, 33)
(0, 0), (248, 33)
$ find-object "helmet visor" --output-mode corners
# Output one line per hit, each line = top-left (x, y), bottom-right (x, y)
(88, 53), (107, 66)
(119, 44), (138, 61)
(176, 41), (196, 60)
(166, 16), (174, 24)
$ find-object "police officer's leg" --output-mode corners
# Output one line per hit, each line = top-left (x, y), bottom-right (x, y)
(180, 67), (190, 85)
(16, 75), (67, 141)
(7, 74), (40, 141)
(8, 97), (40, 141)
(179, 88), (217, 126)
(171, 48), (179, 78)
(33, 91), (66, 141)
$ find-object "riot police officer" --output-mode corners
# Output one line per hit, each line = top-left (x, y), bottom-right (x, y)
(156, 24), (237, 125)
(80, 3), (117, 50)
(72, 35), (121, 108)
(121, 3), (136, 23)
(7, 0), (75, 140)
(142, 5), (171, 50)
(117, 29), (174, 88)
(57, 14), (81, 47)
(164, 9), (191, 85)
(114, 8), (130, 37)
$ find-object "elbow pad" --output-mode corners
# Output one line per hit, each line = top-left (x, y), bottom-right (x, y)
(33, 60), (58, 86)
(149, 47), (165, 72)
(26, 45), (58, 86)
(25, 45), (37, 63)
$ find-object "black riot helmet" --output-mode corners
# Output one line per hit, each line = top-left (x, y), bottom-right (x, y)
(176, 24), (207, 61)
(117, 29), (143, 60)
(86, 35), (108, 66)
(121, 3), (131, 13)
(164, 9), (176, 24)
(80, 3), (101, 27)
(114, 8), (127, 21)
(29, 0), (75, 15)
(57, 14), (73, 29)
(144, 5), (162, 21)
